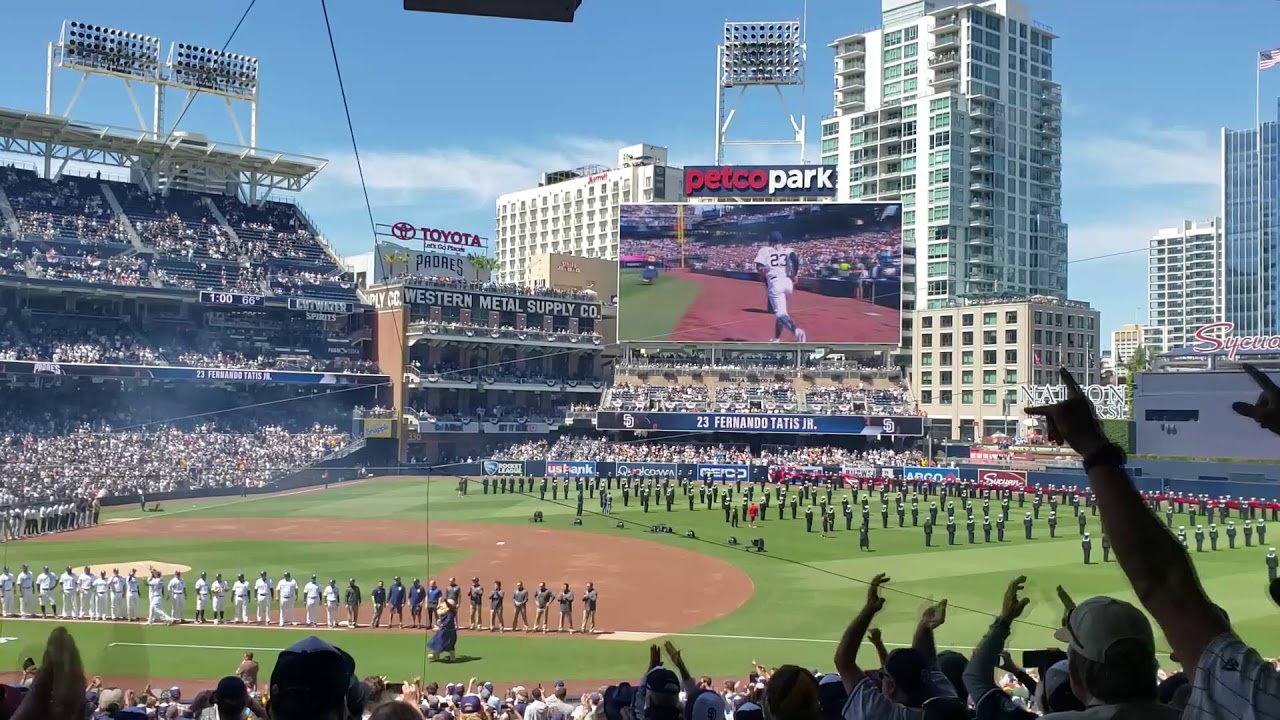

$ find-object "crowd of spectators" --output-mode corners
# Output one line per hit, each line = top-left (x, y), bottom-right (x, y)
(2, 169), (130, 245)
(412, 321), (603, 346)
(0, 421), (349, 503)
(489, 438), (925, 467)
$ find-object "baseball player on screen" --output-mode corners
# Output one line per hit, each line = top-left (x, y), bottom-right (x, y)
(754, 231), (807, 343)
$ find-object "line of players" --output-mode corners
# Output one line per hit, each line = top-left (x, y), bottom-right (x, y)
(0, 565), (606, 633)
(469, 473), (1280, 576)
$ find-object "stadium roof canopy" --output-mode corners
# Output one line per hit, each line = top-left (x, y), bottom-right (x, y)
(0, 106), (327, 195)
(1161, 345), (1280, 358)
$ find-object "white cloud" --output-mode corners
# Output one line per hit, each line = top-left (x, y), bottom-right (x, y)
(316, 136), (630, 205)
(1068, 123), (1219, 188)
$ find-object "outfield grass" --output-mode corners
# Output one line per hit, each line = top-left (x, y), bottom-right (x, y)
(1, 477), (1277, 686)
(617, 268), (700, 341)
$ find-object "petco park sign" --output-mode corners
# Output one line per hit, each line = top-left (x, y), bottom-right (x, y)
(683, 165), (837, 198)
(389, 222), (486, 254)
(1019, 384), (1129, 420)
(1192, 321), (1280, 360)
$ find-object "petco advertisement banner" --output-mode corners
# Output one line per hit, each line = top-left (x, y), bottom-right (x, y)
(482, 460), (526, 477)
(902, 467), (961, 484)
(615, 462), (679, 479)
(545, 461), (596, 478)
(976, 468), (1029, 490)
(683, 166), (838, 199)
(696, 464), (750, 481)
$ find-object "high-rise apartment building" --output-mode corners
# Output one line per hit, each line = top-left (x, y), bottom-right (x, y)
(494, 144), (683, 286)
(1221, 108), (1279, 337)
(1110, 323), (1143, 367)
(1144, 218), (1223, 355)
(821, 0), (1066, 351)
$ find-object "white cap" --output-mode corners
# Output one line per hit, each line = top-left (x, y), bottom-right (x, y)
(1053, 596), (1154, 663)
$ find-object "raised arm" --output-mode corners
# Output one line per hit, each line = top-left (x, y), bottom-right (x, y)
(1027, 367), (1228, 670)
(912, 598), (947, 665)
(964, 577), (1029, 707)
(834, 573), (888, 692)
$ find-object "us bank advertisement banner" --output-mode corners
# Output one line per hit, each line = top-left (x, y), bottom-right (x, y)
(545, 460), (596, 478)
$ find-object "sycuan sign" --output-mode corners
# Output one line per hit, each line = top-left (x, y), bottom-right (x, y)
(1192, 321), (1280, 360)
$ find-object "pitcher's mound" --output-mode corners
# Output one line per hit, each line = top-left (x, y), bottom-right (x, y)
(87, 560), (192, 576)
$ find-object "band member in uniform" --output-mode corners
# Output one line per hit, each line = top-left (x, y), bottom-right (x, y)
(1082, 532), (1092, 564)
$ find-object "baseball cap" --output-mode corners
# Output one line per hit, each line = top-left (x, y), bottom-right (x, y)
(816, 674), (847, 720)
(269, 636), (356, 714)
(645, 667), (680, 695)
(603, 683), (635, 720)
(768, 231), (784, 243)
(685, 689), (727, 720)
(216, 676), (249, 707)
(460, 695), (482, 713)
(882, 648), (931, 706)
(735, 701), (764, 720)
(1053, 596), (1154, 663)
(98, 688), (125, 712)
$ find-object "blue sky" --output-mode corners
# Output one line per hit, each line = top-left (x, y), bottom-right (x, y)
(1, 0), (1278, 347)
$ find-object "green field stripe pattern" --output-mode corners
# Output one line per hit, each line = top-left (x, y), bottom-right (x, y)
(10, 478), (1278, 684)
(617, 268), (700, 341)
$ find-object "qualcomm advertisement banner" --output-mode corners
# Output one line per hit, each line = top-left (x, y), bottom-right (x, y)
(482, 460), (526, 477)
(545, 460), (596, 478)
(696, 464), (751, 481)
(614, 462), (679, 479)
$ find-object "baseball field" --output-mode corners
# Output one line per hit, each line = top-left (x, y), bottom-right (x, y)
(1, 476), (1277, 690)
(617, 268), (899, 344)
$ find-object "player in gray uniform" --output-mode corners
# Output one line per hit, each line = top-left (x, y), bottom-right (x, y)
(556, 583), (575, 634)
(581, 582), (598, 634)
(511, 581), (531, 632)
(534, 582), (553, 632)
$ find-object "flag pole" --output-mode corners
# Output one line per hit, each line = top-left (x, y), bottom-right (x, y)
(1258, 51), (1264, 328)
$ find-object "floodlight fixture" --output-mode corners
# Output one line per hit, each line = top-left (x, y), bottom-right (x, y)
(403, 0), (581, 22)
(721, 21), (802, 88)
(168, 42), (259, 99)
(59, 20), (161, 80)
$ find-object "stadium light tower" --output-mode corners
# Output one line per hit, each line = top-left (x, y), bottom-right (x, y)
(47, 20), (261, 149)
(714, 19), (806, 165)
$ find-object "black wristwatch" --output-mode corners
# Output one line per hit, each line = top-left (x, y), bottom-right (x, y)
(1081, 443), (1127, 473)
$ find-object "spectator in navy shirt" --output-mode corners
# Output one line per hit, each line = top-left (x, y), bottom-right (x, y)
(388, 576), (406, 629)
(427, 579), (443, 629)
(409, 579), (427, 629)
(371, 581), (386, 628)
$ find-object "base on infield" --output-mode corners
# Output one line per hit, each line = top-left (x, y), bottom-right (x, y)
(600, 631), (666, 642)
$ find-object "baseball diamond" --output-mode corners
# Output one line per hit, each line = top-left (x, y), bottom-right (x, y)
(1, 475), (1277, 692)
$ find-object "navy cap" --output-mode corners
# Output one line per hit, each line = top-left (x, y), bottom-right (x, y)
(645, 667), (680, 695)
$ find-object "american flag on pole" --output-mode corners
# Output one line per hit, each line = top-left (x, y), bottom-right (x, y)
(1261, 48), (1280, 70)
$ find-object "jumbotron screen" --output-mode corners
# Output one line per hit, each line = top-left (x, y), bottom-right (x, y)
(617, 202), (903, 344)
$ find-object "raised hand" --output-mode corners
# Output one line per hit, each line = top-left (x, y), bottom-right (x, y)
(921, 598), (948, 629)
(1025, 367), (1109, 457)
(1000, 576), (1030, 623)
(866, 573), (890, 613)
(1056, 585), (1077, 628)
(868, 627), (883, 645)
(1232, 364), (1280, 435)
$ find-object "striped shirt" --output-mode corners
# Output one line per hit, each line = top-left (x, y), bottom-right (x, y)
(1186, 632), (1280, 720)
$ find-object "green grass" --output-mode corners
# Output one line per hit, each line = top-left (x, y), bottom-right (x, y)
(617, 268), (701, 341)
(5, 477), (1278, 687)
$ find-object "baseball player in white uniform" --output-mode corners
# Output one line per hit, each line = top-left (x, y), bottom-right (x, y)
(77, 567), (94, 619)
(91, 572), (109, 619)
(303, 575), (321, 627)
(167, 571), (186, 623)
(126, 570), (141, 620)
(16, 565), (34, 618)
(324, 579), (341, 628)
(211, 573), (228, 624)
(277, 572), (298, 627)
(254, 571), (273, 625)
(109, 570), (125, 619)
(59, 566), (77, 618)
(194, 572), (210, 624)
(0, 567), (12, 617)
(146, 570), (174, 625)
(232, 573), (250, 624)
(35, 566), (55, 618)
(753, 233), (807, 343)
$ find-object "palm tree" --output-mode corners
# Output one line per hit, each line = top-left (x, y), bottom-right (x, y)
(468, 254), (498, 278)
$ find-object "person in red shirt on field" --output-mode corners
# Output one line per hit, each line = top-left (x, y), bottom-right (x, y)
(748, 503), (759, 528)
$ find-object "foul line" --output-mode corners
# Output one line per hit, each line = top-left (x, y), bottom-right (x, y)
(95, 478), (380, 526)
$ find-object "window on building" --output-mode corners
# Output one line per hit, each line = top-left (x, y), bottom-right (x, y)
(1005, 349), (1018, 363)
(921, 390), (933, 403)
(962, 331), (974, 346)
(940, 390), (953, 405)
(1005, 329), (1018, 343)
(940, 371), (953, 385)
(920, 371), (933, 385)
(983, 389), (997, 405)
(1005, 310), (1018, 323)
(983, 330), (997, 344)
(983, 369), (997, 384)
(962, 370), (974, 385)
(921, 334), (933, 347)
(983, 350), (997, 364)
(961, 390), (975, 405)
(921, 316), (933, 329)
(984, 312), (997, 326)
(921, 353), (933, 366)
(940, 352), (953, 365)
(941, 332), (954, 347)
(962, 314), (975, 327)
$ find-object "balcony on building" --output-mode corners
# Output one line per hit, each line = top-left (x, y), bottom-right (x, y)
(931, 70), (961, 88)
(969, 100), (994, 119)
(931, 32), (961, 51)
(838, 75), (866, 90)
(970, 177), (994, 191)
(969, 193), (994, 209)
(970, 140), (994, 155)
(1034, 102), (1062, 120)
(929, 51), (960, 70)
(969, 211), (994, 227)
(932, 14), (960, 32)
(970, 119), (994, 138)
(836, 90), (865, 111)
(835, 39), (866, 58)
(970, 158), (994, 173)
(837, 59), (866, 76)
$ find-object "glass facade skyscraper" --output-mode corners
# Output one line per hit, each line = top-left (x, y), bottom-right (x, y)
(1221, 105), (1280, 336)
